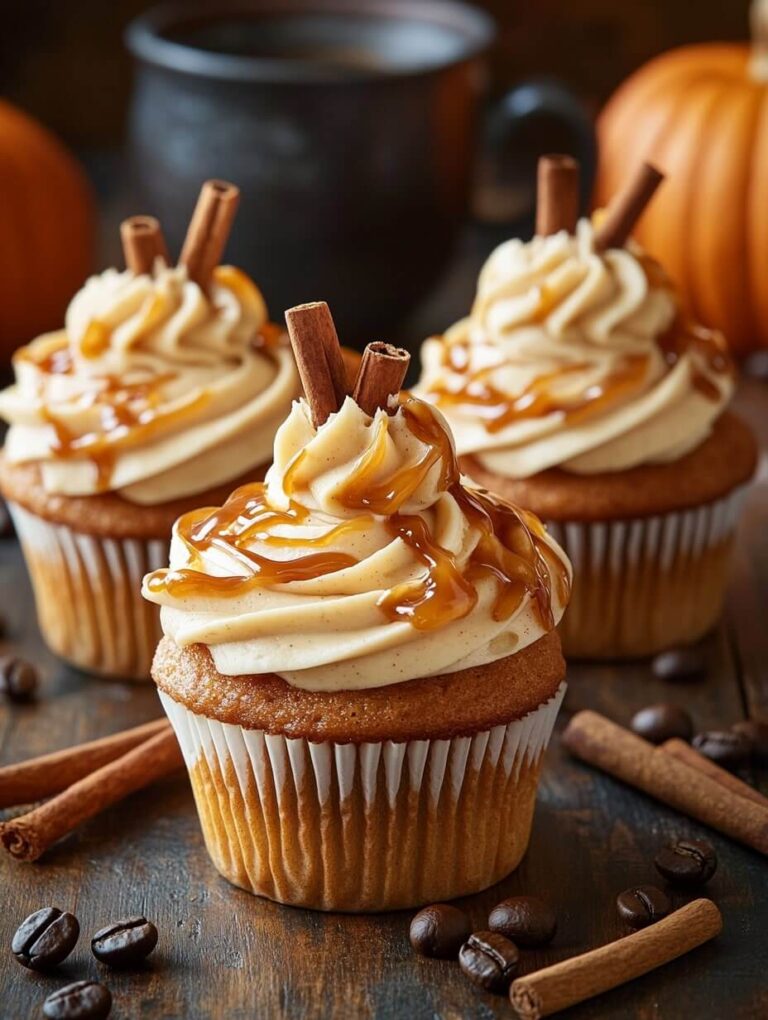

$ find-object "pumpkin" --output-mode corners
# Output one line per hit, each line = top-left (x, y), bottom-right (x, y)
(595, 0), (768, 356)
(0, 100), (95, 362)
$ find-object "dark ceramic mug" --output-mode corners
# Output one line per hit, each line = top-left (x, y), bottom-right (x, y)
(126, 0), (593, 342)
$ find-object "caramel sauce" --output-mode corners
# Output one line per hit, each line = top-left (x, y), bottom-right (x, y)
(147, 399), (569, 636)
(18, 274), (284, 487)
(430, 348), (651, 432)
(430, 253), (732, 430)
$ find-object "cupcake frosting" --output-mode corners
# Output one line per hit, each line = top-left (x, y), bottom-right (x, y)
(417, 219), (734, 478)
(143, 396), (571, 692)
(0, 262), (298, 504)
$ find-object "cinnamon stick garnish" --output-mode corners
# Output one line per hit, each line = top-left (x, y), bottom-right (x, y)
(353, 341), (410, 415)
(536, 155), (579, 236)
(0, 728), (183, 862)
(285, 301), (348, 426)
(120, 216), (169, 275)
(179, 179), (240, 289)
(593, 161), (664, 251)
(662, 737), (768, 810)
(0, 718), (170, 809)
(562, 711), (768, 855)
(510, 899), (722, 1019)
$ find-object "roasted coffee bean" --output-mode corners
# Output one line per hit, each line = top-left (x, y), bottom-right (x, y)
(409, 904), (471, 958)
(651, 646), (706, 681)
(92, 916), (158, 967)
(458, 931), (519, 993)
(43, 981), (112, 1020)
(692, 730), (752, 769)
(654, 838), (717, 887)
(487, 896), (556, 947)
(630, 704), (693, 745)
(12, 907), (79, 970)
(616, 885), (670, 928)
(732, 720), (768, 765)
(0, 656), (38, 702)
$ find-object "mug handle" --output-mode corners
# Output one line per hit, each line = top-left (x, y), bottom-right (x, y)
(475, 77), (596, 227)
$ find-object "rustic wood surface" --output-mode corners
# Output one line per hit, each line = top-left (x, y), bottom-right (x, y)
(0, 376), (766, 1019)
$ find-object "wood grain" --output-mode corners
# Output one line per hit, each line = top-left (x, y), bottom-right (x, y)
(0, 383), (766, 1018)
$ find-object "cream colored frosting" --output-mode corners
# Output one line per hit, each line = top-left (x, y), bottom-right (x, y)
(0, 262), (299, 504)
(142, 396), (571, 692)
(417, 219), (734, 478)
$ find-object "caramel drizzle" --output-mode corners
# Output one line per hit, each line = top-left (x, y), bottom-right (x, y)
(146, 399), (569, 634)
(429, 253), (731, 430)
(21, 314), (282, 489)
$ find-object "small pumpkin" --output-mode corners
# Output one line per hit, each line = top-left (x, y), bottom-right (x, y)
(0, 100), (95, 362)
(595, 0), (768, 356)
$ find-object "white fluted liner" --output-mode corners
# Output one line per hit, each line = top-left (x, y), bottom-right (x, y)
(159, 682), (566, 911)
(9, 503), (166, 681)
(546, 488), (747, 658)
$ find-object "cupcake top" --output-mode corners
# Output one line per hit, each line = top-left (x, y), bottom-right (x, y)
(142, 392), (571, 693)
(0, 189), (298, 505)
(417, 218), (734, 479)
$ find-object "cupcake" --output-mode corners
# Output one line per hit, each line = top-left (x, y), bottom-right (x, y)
(416, 158), (757, 659)
(143, 303), (571, 911)
(0, 181), (301, 680)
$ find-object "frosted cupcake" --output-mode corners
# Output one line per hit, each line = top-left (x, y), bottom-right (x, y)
(416, 160), (757, 659)
(0, 182), (299, 679)
(143, 304), (571, 911)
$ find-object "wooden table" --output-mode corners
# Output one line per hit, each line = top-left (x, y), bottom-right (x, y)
(1, 371), (766, 1018)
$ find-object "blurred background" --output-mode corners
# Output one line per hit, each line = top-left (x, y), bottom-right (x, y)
(0, 1), (747, 151)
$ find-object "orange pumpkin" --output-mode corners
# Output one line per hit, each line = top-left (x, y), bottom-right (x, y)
(0, 100), (95, 362)
(595, 1), (768, 356)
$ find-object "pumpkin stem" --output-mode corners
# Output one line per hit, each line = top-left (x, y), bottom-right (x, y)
(750, 0), (768, 82)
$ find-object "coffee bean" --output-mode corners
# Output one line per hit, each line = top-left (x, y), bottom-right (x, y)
(458, 931), (519, 993)
(0, 656), (38, 702)
(43, 981), (112, 1020)
(630, 704), (693, 744)
(616, 885), (670, 928)
(654, 838), (717, 887)
(410, 904), (471, 959)
(732, 720), (768, 765)
(12, 907), (79, 970)
(652, 646), (706, 681)
(692, 730), (751, 769)
(92, 916), (158, 967)
(487, 896), (556, 947)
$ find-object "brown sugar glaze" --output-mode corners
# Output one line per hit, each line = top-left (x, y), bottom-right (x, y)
(146, 399), (569, 634)
(426, 253), (732, 432)
(18, 319), (284, 491)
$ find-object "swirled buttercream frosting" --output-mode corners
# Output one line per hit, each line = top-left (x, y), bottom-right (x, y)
(0, 263), (299, 503)
(142, 396), (571, 692)
(416, 219), (734, 478)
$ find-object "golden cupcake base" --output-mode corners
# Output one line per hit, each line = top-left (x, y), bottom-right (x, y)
(159, 681), (565, 912)
(551, 518), (736, 659)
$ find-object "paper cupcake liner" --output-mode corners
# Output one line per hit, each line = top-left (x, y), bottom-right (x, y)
(159, 682), (566, 912)
(9, 503), (166, 681)
(545, 487), (747, 659)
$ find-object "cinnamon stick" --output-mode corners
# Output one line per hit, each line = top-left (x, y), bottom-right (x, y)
(536, 155), (579, 236)
(562, 710), (768, 855)
(593, 161), (664, 251)
(0, 718), (170, 809)
(510, 899), (722, 1019)
(662, 737), (768, 810)
(285, 301), (348, 426)
(0, 729), (183, 862)
(353, 341), (410, 415)
(120, 216), (169, 274)
(179, 179), (240, 289)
